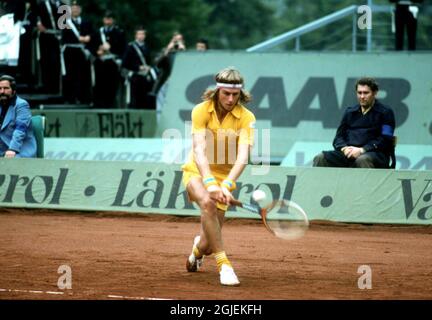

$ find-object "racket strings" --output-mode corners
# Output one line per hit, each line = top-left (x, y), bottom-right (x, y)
(264, 201), (309, 240)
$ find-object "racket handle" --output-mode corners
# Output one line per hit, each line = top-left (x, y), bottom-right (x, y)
(231, 199), (261, 215)
(230, 199), (243, 207)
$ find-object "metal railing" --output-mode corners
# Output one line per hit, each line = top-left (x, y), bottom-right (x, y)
(246, 3), (394, 53)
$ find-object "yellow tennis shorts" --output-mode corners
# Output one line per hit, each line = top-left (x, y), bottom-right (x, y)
(182, 169), (231, 212)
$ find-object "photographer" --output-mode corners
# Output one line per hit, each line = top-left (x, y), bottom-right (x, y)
(151, 31), (186, 97)
(163, 32), (186, 54)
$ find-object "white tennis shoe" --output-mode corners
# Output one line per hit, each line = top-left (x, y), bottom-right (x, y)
(219, 264), (240, 286)
(186, 235), (204, 272)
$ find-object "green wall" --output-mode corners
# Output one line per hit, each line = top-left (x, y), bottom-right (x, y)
(158, 51), (432, 162)
(30, 52), (432, 170)
(1, 159), (431, 225)
(32, 109), (157, 138)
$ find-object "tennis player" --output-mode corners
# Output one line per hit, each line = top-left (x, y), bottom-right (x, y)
(182, 67), (256, 286)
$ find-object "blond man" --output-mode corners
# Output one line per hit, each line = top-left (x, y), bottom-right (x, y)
(182, 67), (256, 286)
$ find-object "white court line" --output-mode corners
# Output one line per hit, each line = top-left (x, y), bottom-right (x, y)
(46, 291), (64, 295)
(0, 288), (170, 300)
(107, 295), (172, 300)
(0, 288), (64, 295)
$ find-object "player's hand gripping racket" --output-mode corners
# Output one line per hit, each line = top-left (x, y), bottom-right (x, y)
(231, 199), (309, 240)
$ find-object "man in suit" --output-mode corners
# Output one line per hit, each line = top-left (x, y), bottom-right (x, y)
(36, 0), (64, 93)
(390, 0), (424, 50)
(122, 27), (156, 109)
(0, 74), (36, 158)
(61, 1), (93, 104)
(313, 77), (395, 168)
(92, 11), (126, 108)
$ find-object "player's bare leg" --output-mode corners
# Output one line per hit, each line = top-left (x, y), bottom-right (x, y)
(186, 177), (224, 252)
(185, 178), (239, 285)
(198, 209), (225, 256)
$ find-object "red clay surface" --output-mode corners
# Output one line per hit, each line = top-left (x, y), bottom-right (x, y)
(1, 208), (431, 300)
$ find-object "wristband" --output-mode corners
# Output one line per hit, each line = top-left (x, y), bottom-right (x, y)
(221, 178), (236, 191)
(203, 175), (218, 191)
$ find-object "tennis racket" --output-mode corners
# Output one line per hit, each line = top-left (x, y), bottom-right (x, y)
(231, 199), (309, 240)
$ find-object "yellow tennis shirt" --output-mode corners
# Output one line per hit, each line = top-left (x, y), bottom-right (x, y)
(182, 99), (256, 178)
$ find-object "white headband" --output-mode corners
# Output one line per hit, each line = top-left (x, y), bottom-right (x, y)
(216, 82), (243, 89)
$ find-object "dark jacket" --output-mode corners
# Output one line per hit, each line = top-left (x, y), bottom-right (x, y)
(91, 25), (127, 58)
(36, 0), (64, 30)
(333, 100), (396, 155)
(122, 41), (152, 72)
(62, 16), (93, 45)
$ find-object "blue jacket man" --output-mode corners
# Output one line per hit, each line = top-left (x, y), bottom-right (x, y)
(0, 75), (37, 158)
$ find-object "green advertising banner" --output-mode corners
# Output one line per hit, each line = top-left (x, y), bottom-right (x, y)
(31, 109), (157, 138)
(158, 51), (432, 163)
(43, 138), (431, 170)
(1, 158), (431, 225)
(45, 138), (191, 163)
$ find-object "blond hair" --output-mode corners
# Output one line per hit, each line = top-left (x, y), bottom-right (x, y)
(202, 67), (252, 104)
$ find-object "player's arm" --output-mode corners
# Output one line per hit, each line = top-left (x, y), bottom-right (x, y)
(193, 132), (225, 203)
(193, 132), (212, 178)
(191, 106), (212, 177)
(222, 114), (256, 203)
(226, 143), (250, 182)
(221, 143), (250, 203)
(191, 106), (225, 202)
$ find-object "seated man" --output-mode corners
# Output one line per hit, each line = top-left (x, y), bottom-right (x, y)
(313, 77), (395, 168)
(0, 74), (37, 158)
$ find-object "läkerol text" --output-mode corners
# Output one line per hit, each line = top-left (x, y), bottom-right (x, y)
(170, 304), (262, 317)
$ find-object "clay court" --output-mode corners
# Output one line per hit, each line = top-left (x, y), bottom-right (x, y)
(1, 208), (431, 300)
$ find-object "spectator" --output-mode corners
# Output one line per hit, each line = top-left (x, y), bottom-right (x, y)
(92, 10), (126, 108)
(36, 0), (64, 94)
(122, 27), (156, 109)
(17, 1), (37, 89)
(196, 38), (209, 51)
(313, 77), (396, 168)
(0, 0), (36, 75)
(390, 0), (424, 50)
(61, 1), (93, 104)
(0, 74), (36, 158)
(151, 31), (186, 96)
(0, 0), (26, 22)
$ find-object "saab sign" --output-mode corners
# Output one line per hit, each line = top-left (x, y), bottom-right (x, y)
(159, 52), (431, 159)
(181, 76), (410, 128)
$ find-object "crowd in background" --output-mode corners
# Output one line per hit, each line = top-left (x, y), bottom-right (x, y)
(1, 0), (425, 110)
(0, 0), (209, 109)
